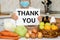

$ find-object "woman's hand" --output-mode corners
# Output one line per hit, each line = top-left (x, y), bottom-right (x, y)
(11, 13), (18, 20)
(38, 16), (42, 22)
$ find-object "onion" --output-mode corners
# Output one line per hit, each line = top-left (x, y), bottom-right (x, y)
(28, 30), (32, 35)
(31, 33), (36, 38)
(25, 33), (30, 38)
(32, 28), (37, 34)
(38, 32), (43, 38)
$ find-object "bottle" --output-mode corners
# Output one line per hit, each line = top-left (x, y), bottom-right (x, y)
(42, 17), (45, 22)
(43, 16), (50, 23)
(45, 16), (50, 23)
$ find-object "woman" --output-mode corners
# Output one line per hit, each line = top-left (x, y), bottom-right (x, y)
(11, 0), (41, 26)
(4, 0), (41, 32)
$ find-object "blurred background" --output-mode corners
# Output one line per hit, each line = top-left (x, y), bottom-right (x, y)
(0, 0), (60, 13)
(0, 0), (60, 19)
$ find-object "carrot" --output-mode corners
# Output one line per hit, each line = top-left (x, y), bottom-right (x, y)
(0, 36), (19, 40)
(0, 32), (2, 36)
(2, 30), (10, 32)
(0, 31), (18, 37)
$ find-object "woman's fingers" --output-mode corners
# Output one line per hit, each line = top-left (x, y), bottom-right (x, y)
(11, 13), (18, 20)
(38, 16), (42, 22)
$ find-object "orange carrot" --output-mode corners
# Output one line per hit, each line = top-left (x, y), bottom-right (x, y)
(0, 36), (19, 40)
(1, 31), (18, 37)
(0, 32), (2, 36)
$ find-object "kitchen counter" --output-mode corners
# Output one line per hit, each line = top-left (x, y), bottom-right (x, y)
(0, 37), (60, 40)
(18, 37), (60, 40)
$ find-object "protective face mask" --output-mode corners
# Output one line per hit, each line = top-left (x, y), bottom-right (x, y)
(20, 1), (29, 7)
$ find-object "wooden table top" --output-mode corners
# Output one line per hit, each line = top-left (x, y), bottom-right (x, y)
(0, 12), (10, 16)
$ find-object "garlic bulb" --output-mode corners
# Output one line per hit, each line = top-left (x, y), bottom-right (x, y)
(50, 16), (56, 23)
